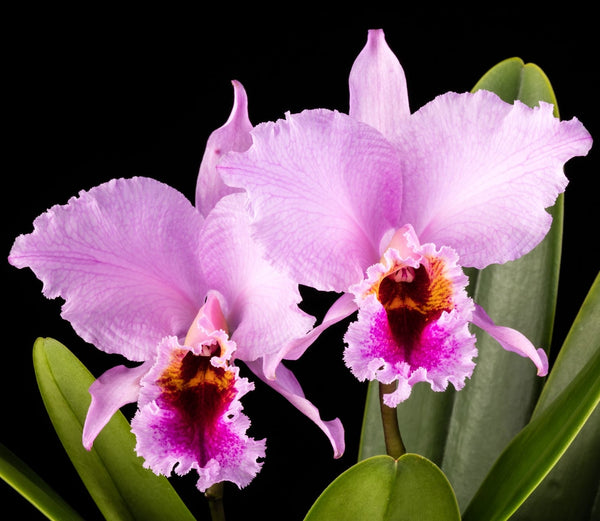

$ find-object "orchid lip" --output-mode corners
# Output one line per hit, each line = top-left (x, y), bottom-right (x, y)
(344, 224), (477, 406)
(132, 333), (265, 492)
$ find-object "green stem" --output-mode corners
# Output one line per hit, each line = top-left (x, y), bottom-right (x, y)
(379, 382), (406, 459)
(205, 482), (226, 521)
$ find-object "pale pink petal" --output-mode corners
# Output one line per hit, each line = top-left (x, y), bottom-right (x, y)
(349, 29), (410, 139)
(395, 90), (593, 268)
(195, 80), (252, 217)
(199, 193), (315, 362)
(82, 362), (152, 449)
(131, 336), (265, 492)
(245, 359), (345, 458)
(219, 110), (403, 291)
(472, 304), (548, 376)
(9, 177), (207, 361)
(262, 292), (358, 379)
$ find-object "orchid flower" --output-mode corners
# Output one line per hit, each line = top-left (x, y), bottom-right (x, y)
(8, 82), (344, 492)
(218, 30), (593, 407)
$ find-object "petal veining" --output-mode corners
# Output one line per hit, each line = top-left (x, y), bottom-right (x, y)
(199, 193), (315, 361)
(8, 177), (207, 361)
(220, 109), (403, 291)
(349, 28), (410, 139)
(395, 90), (593, 268)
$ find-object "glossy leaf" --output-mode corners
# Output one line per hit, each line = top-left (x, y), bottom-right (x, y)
(0, 441), (85, 521)
(462, 306), (600, 521)
(33, 337), (197, 521)
(359, 59), (563, 510)
(511, 272), (600, 520)
(441, 57), (562, 508)
(304, 454), (460, 521)
(471, 57), (558, 108)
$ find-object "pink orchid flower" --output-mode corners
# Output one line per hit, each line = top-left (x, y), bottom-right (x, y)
(219, 30), (593, 407)
(8, 82), (344, 492)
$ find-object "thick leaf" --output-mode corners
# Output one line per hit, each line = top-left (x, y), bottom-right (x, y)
(471, 57), (559, 108)
(33, 337), (197, 521)
(462, 313), (600, 521)
(304, 454), (460, 521)
(511, 272), (600, 520)
(0, 441), (85, 521)
(441, 58), (562, 508)
(358, 59), (562, 507)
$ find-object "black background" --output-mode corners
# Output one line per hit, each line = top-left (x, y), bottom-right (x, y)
(3, 4), (597, 520)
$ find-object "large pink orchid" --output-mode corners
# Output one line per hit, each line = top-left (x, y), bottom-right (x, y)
(219, 30), (593, 407)
(8, 82), (344, 492)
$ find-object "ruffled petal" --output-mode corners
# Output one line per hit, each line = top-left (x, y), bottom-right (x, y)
(9, 178), (207, 361)
(245, 359), (345, 459)
(219, 109), (403, 291)
(199, 193), (315, 362)
(195, 80), (252, 217)
(395, 90), (593, 268)
(82, 362), (152, 449)
(349, 29), (410, 139)
(131, 336), (265, 492)
(344, 228), (477, 406)
(471, 304), (549, 376)
(345, 296), (477, 407)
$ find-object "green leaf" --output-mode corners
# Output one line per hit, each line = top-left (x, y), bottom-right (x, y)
(358, 58), (563, 510)
(462, 299), (600, 521)
(471, 57), (559, 109)
(511, 272), (600, 520)
(33, 337), (198, 521)
(0, 441), (85, 521)
(304, 454), (460, 521)
(441, 57), (563, 509)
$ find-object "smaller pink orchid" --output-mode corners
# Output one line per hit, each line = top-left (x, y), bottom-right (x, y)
(219, 30), (593, 406)
(8, 82), (344, 492)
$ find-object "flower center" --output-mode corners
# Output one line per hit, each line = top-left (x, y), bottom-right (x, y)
(154, 292), (239, 464)
(376, 256), (453, 353)
(158, 349), (236, 427)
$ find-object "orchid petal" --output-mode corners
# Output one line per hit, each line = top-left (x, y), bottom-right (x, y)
(245, 359), (345, 459)
(471, 304), (549, 376)
(344, 234), (477, 406)
(132, 336), (265, 492)
(199, 193), (315, 361)
(395, 90), (592, 268)
(262, 292), (358, 379)
(9, 177), (206, 361)
(349, 28), (410, 139)
(82, 362), (151, 450)
(220, 110), (403, 291)
(195, 80), (252, 217)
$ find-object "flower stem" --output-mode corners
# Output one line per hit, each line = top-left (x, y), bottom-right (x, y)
(379, 382), (406, 459)
(205, 482), (226, 521)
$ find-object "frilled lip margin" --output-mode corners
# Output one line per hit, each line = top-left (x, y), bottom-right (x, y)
(131, 335), (266, 492)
